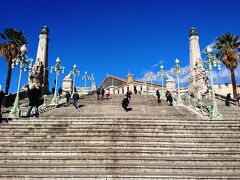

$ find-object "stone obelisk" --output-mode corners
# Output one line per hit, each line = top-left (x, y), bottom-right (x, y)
(36, 26), (49, 94)
(188, 27), (208, 99)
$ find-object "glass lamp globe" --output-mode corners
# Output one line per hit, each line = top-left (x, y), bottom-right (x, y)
(56, 57), (60, 63)
(175, 58), (180, 64)
(20, 44), (27, 54)
(206, 46), (212, 54)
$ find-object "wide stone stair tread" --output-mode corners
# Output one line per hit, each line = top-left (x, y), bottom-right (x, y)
(0, 94), (240, 178)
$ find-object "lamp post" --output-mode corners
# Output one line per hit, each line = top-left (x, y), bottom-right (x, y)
(70, 64), (80, 95)
(180, 80), (184, 90)
(144, 72), (155, 93)
(9, 44), (33, 118)
(202, 46), (222, 120)
(171, 58), (185, 106)
(50, 57), (65, 105)
(82, 71), (90, 88)
(144, 72), (154, 85)
(159, 65), (165, 99)
(90, 73), (95, 83)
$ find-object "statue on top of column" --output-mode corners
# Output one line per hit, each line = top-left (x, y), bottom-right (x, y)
(29, 58), (44, 88)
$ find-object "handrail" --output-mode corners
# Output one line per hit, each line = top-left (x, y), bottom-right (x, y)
(215, 93), (240, 106)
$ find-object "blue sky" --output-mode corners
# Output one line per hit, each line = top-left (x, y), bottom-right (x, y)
(0, 0), (239, 93)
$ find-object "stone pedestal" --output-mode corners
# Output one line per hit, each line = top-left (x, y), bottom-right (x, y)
(166, 80), (175, 92)
(166, 73), (175, 92)
(62, 73), (72, 93)
(188, 27), (208, 99)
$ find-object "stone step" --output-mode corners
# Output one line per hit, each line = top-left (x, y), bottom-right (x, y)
(0, 146), (239, 153)
(1, 132), (239, 139)
(1, 138), (239, 144)
(1, 154), (239, 160)
(0, 146), (239, 154)
(0, 164), (239, 176)
(7, 118), (240, 123)
(1, 124), (239, 131)
(1, 156), (239, 165)
(1, 136), (239, 143)
(1, 129), (240, 136)
(1, 151), (239, 157)
(1, 174), (239, 179)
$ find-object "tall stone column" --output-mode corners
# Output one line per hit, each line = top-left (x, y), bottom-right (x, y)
(36, 26), (49, 95)
(188, 27), (208, 99)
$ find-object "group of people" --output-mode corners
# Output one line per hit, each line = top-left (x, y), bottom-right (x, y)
(96, 88), (110, 100)
(156, 90), (173, 106)
(24, 85), (81, 118)
(0, 81), (237, 119)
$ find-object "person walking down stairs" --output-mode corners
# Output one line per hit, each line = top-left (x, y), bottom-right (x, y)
(122, 95), (129, 111)
(65, 91), (71, 106)
(156, 90), (161, 103)
(72, 92), (80, 109)
(26, 84), (42, 117)
(105, 89), (110, 100)
(96, 88), (101, 100)
(165, 90), (173, 106)
(101, 88), (105, 100)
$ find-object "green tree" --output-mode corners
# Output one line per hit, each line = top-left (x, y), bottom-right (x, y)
(214, 34), (240, 98)
(0, 28), (27, 94)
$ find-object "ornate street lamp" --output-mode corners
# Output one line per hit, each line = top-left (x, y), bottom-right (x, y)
(202, 46), (222, 120)
(70, 64), (80, 95)
(9, 44), (33, 118)
(90, 73), (95, 83)
(180, 80), (184, 90)
(171, 58), (185, 105)
(82, 71), (90, 88)
(159, 65), (165, 99)
(50, 57), (65, 105)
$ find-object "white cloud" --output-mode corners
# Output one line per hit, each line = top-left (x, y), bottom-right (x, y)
(152, 60), (165, 68)
(139, 57), (240, 88)
(213, 64), (240, 84)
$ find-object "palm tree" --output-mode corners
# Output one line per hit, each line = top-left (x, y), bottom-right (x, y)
(0, 28), (27, 94)
(214, 34), (240, 98)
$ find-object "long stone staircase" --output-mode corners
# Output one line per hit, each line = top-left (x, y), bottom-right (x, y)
(0, 94), (240, 179)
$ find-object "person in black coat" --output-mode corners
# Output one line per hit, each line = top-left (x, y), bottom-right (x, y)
(122, 95), (129, 111)
(225, 93), (231, 106)
(156, 90), (161, 103)
(72, 92), (80, 109)
(126, 90), (132, 100)
(96, 88), (101, 100)
(26, 84), (42, 117)
(66, 91), (71, 106)
(101, 88), (105, 100)
(165, 90), (173, 106)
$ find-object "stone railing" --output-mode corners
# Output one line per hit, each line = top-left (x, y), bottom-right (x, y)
(3, 90), (27, 107)
(215, 93), (240, 107)
(185, 95), (210, 117)
(38, 95), (67, 114)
